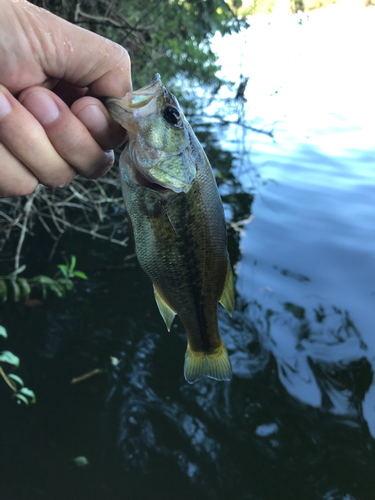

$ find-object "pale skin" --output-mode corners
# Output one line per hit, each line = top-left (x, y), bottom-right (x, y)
(0, 0), (132, 198)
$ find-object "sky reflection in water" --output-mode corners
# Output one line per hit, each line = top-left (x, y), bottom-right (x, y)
(211, 7), (375, 438)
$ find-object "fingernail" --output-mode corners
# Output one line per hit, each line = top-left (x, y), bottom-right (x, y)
(76, 105), (108, 135)
(22, 91), (59, 125)
(0, 91), (11, 119)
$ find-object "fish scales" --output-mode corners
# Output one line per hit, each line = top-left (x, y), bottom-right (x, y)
(125, 151), (227, 353)
(106, 74), (234, 383)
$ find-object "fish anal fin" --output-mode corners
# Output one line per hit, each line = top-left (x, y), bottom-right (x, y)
(184, 339), (232, 384)
(219, 262), (235, 316)
(153, 286), (176, 332)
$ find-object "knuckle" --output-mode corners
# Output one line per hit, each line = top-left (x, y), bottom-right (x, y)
(111, 43), (130, 66)
(119, 46), (130, 66)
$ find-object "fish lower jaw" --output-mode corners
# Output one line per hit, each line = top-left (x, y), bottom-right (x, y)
(132, 163), (170, 194)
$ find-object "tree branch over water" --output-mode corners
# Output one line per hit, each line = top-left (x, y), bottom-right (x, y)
(190, 113), (276, 139)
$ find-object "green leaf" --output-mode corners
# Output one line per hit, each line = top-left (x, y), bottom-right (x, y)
(11, 264), (26, 276)
(34, 275), (56, 285)
(20, 387), (36, 403)
(50, 283), (64, 298)
(70, 256), (76, 272)
(63, 279), (74, 291)
(8, 373), (24, 386)
(15, 393), (29, 405)
(0, 279), (7, 302)
(57, 265), (68, 277)
(73, 271), (88, 280)
(11, 280), (21, 302)
(0, 351), (20, 367)
(33, 276), (64, 297)
(0, 325), (7, 338)
(17, 278), (31, 299)
(73, 456), (89, 467)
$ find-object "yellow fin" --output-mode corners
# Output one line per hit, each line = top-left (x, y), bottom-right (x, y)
(153, 286), (176, 332)
(184, 339), (232, 384)
(219, 262), (235, 316)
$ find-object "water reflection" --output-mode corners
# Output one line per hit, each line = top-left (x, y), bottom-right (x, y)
(100, 284), (375, 499)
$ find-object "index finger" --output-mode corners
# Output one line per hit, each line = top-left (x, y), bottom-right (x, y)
(17, 2), (132, 98)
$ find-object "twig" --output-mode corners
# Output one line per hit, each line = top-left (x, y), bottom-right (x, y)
(0, 211), (34, 234)
(74, 2), (135, 31)
(70, 368), (104, 384)
(36, 214), (58, 241)
(0, 365), (17, 392)
(15, 186), (41, 270)
(41, 213), (129, 246)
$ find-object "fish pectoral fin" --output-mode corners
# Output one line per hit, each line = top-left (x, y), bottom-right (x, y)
(184, 339), (232, 384)
(219, 262), (235, 316)
(153, 286), (176, 332)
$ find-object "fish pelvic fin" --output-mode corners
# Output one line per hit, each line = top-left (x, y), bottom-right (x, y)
(153, 285), (176, 332)
(219, 262), (235, 316)
(184, 338), (232, 384)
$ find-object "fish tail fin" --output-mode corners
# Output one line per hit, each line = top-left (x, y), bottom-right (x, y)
(184, 339), (232, 384)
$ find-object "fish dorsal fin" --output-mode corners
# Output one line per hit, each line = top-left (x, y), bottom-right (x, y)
(219, 262), (235, 316)
(153, 286), (176, 331)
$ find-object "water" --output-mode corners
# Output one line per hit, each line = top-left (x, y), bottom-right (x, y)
(1, 8), (375, 500)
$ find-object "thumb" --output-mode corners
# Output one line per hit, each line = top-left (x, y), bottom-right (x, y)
(22, 2), (132, 98)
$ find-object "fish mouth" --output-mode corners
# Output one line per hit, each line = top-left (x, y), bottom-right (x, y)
(124, 138), (170, 195)
(105, 74), (163, 131)
(133, 165), (170, 194)
(125, 74), (163, 109)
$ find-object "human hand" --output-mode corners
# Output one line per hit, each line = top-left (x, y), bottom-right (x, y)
(0, 0), (131, 197)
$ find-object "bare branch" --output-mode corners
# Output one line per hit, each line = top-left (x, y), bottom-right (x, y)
(15, 186), (41, 270)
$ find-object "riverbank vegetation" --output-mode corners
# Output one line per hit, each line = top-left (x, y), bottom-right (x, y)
(235, 0), (374, 15)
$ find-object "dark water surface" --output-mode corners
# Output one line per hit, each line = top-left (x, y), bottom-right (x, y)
(1, 12), (375, 500)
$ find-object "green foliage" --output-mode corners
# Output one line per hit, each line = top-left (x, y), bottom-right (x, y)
(31, 0), (248, 90)
(290, 0), (305, 12)
(7, 373), (24, 386)
(0, 351), (20, 367)
(236, 0), (275, 16)
(0, 329), (36, 405)
(18, 387), (37, 404)
(0, 257), (88, 404)
(57, 255), (88, 281)
(73, 456), (89, 467)
(0, 256), (87, 303)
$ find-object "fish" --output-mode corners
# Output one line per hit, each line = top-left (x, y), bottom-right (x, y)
(105, 74), (234, 383)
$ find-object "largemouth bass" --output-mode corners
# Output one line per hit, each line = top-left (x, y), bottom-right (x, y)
(106, 74), (234, 383)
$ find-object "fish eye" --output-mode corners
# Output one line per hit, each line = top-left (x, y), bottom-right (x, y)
(163, 106), (180, 126)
